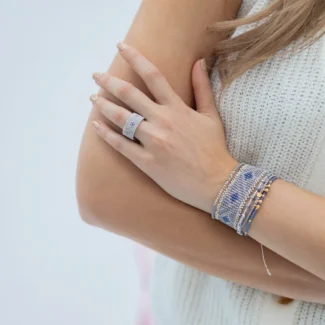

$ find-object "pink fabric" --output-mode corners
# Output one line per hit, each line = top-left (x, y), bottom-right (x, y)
(136, 245), (155, 325)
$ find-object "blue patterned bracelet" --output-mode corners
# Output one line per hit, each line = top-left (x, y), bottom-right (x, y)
(214, 164), (266, 228)
(211, 162), (245, 220)
(213, 163), (278, 233)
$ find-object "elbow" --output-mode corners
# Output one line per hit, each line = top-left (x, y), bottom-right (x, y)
(76, 180), (99, 226)
(76, 183), (114, 228)
(75, 143), (144, 235)
(75, 169), (125, 233)
(75, 124), (128, 230)
(75, 165), (106, 227)
(76, 184), (131, 237)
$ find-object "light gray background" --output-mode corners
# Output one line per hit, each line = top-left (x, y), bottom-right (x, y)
(0, 0), (143, 324)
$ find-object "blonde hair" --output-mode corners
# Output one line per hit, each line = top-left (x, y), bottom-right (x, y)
(208, 0), (325, 96)
(207, 0), (325, 304)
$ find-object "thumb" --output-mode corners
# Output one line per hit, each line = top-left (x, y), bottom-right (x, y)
(192, 58), (218, 117)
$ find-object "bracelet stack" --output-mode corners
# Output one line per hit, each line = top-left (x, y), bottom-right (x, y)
(212, 163), (278, 236)
(211, 162), (278, 276)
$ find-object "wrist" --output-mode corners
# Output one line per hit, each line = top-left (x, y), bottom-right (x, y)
(212, 163), (279, 236)
(201, 157), (240, 214)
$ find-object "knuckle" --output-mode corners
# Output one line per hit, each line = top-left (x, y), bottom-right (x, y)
(151, 133), (168, 147)
(157, 113), (173, 130)
(132, 50), (141, 60)
(117, 82), (132, 98)
(144, 67), (162, 80)
(112, 110), (125, 125)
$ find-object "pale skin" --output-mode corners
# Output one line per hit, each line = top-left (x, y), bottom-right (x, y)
(76, 0), (325, 304)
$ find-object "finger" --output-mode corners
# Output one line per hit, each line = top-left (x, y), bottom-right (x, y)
(116, 42), (177, 104)
(91, 120), (151, 172)
(90, 94), (150, 143)
(192, 59), (218, 118)
(93, 73), (156, 117)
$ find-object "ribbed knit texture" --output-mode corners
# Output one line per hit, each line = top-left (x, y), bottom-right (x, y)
(150, 0), (325, 324)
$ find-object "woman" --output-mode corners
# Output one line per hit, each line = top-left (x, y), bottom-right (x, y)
(76, 0), (325, 324)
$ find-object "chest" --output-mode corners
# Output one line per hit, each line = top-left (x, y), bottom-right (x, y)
(211, 36), (325, 189)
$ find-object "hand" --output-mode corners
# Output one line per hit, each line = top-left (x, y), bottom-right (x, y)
(90, 42), (239, 213)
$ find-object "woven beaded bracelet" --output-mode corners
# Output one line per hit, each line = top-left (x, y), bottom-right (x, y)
(214, 164), (267, 228)
(211, 162), (245, 220)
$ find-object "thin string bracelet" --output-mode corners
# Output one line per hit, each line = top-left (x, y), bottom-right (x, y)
(261, 244), (272, 276)
(245, 175), (278, 276)
(243, 175), (278, 235)
(235, 173), (270, 234)
(238, 174), (274, 276)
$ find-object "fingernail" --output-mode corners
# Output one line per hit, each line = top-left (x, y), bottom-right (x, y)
(90, 94), (98, 103)
(200, 58), (207, 71)
(117, 41), (127, 51)
(92, 121), (100, 132)
(92, 72), (104, 82)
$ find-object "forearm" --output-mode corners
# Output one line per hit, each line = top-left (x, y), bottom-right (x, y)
(82, 173), (325, 303)
(249, 178), (325, 281)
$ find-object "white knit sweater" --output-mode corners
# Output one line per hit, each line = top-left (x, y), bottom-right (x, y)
(150, 0), (325, 324)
